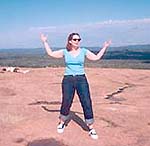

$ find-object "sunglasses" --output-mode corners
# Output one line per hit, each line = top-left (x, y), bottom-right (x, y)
(72, 38), (81, 42)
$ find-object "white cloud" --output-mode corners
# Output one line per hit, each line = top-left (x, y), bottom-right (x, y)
(3, 18), (149, 48)
(28, 18), (150, 46)
(29, 18), (150, 32)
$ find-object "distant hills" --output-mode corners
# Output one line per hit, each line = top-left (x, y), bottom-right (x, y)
(0, 44), (150, 69)
(103, 44), (150, 60)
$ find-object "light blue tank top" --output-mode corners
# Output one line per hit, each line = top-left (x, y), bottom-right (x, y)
(63, 48), (87, 76)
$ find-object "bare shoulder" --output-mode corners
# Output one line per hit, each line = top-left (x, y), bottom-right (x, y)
(51, 49), (64, 58)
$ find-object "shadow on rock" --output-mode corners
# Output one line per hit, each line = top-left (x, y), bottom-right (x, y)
(27, 138), (68, 146)
(41, 105), (89, 131)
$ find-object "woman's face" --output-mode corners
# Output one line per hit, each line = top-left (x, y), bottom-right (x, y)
(69, 34), (81, 48)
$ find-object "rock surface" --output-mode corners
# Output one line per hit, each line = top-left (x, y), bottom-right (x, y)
(0, 67), (150, 146)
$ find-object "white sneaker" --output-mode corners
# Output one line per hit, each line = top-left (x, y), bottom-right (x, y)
(89, 129), (98, 139)
(57, 123), (65, 134)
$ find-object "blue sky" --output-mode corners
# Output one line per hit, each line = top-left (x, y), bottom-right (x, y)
(0, 0), (150, 48)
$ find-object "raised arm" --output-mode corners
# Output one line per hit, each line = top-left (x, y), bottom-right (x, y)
(86, 40), (111, 61)
(40, 34), (63, 58)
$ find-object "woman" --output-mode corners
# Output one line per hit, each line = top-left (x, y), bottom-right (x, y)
(41, 33), (111, 139)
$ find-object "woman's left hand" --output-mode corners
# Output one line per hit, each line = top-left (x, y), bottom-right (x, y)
(103, 40), (112, 48)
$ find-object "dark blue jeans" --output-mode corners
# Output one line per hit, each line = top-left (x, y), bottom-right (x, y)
(60, 74), (94, 125)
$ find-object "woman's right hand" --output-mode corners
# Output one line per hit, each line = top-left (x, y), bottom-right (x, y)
(40, 34), (48, 43)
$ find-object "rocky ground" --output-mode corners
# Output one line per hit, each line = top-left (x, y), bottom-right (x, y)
(0, 67), (150, 146)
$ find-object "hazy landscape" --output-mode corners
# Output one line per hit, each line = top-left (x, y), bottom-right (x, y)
(0, 44), (150, 69)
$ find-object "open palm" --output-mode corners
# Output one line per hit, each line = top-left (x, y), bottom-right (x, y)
(40, 34), (48, 42)
(103, 40), (111, 48)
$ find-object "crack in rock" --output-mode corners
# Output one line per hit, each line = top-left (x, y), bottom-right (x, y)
(105, 83), (134, 102)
